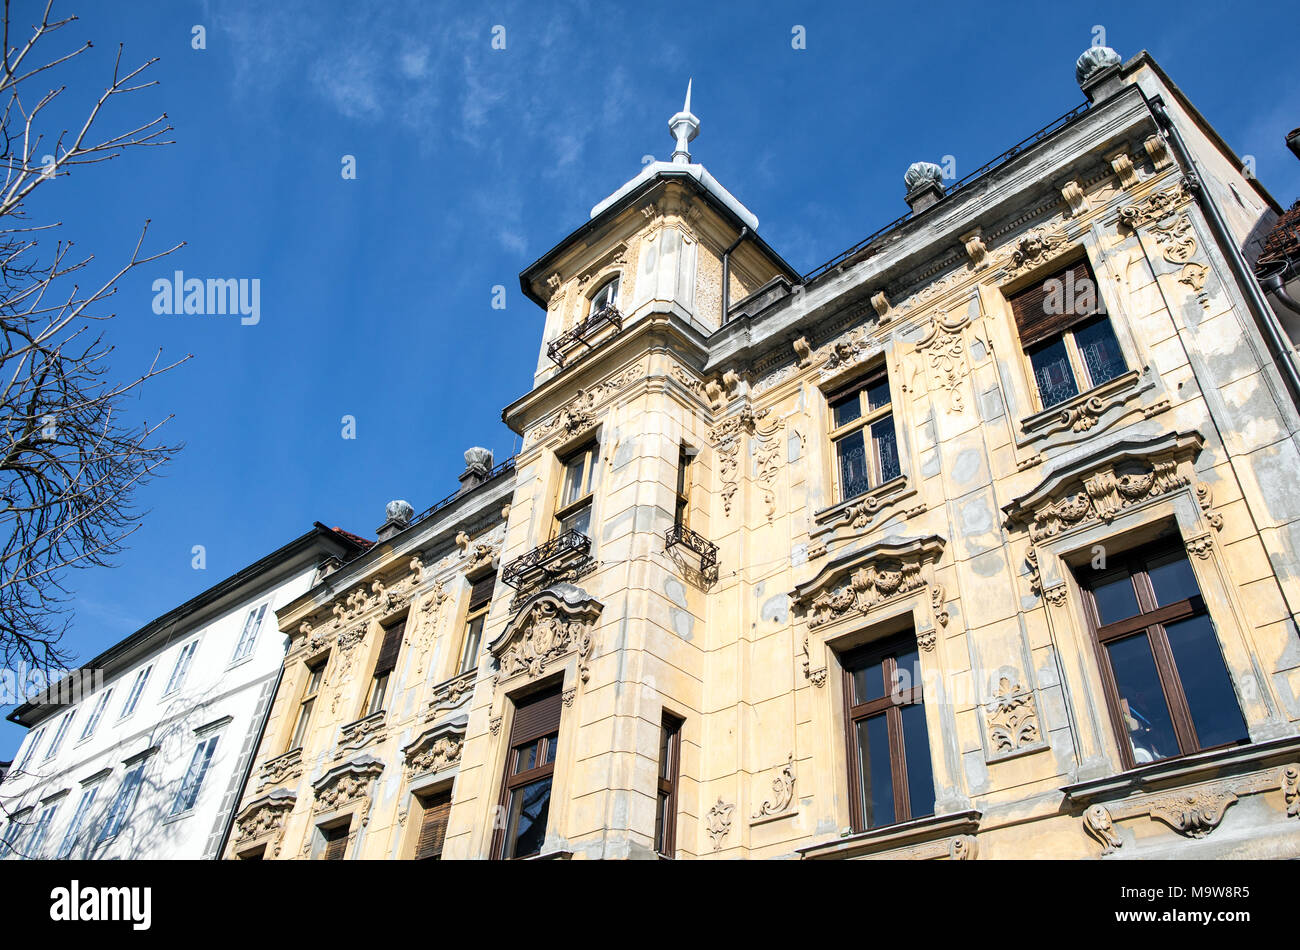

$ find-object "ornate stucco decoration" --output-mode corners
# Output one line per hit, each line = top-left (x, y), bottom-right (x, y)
(312, 756), (384, 819)
(792, 535), (947, 636)
(257, 748), (303, 790)
(527, 362), (643, 447)
(706, 798), (735, 852)
(1003, 431), (1204, 544)
(801, 635), (827, 687)
(402, 719), (467, 780)
(336, 711), (387, 758)
(1147, 789), (1237, 838)
(914, 309), (970, 413)
(709, 406), (783, 518)
(984, 677), (1042, 759)
(411, 582), (448, 677)
(1283, 765), (1300, 818)
(489, 583), (603, 684)
(1150, 212), (1210, 309)
(752, 754), (796, 820)
(426, 669), (476, 720)
(1000, 226), (1068, 278)
(948, 836), (978, 860)
(1116, 179), (1192, 230)
(1083, 804), (1122, 855)
(233, 789), (296, 857)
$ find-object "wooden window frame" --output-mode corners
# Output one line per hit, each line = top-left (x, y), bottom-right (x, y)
(654, 712), (683, 857)
(1078, 540), (1247, 771)
(673, 445), (694, 529)
(554, 441), (600, 539)
(318, 819), (351, 861)
(491, 687), (564, 860)
(840, 633), (930, 833)
(1008, 258), (1127, 412)
(826, 366), (899, 504)
(290, 658), (326, 751)
(588, 275), (619, 316)
(458, 575), (495, 675)
(365, 617), (406, 717)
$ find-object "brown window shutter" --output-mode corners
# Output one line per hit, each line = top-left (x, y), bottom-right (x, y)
(415, 791), (452, 860)
(469, 573), (496, 611)
(1009, 259), (1098, 348)
(508, 687), (564, 745)
(322, 826), (348, 860)
(373, 619), (405, 676)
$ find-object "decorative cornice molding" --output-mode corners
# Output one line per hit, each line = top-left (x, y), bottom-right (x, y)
(489, 584), (603, 684)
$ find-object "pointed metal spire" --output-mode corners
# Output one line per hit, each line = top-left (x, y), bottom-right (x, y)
(669, 78), (700, 165)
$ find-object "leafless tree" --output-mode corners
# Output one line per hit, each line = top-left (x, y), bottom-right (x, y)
(0, 0), (186, 677)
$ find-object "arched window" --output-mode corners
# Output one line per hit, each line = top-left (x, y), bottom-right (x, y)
(589, 275), (619, 317)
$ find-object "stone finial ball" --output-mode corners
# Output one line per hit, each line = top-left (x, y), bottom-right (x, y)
(904, 162), (945, 193)
(386, 499), (414, 524)
(1075, 46), (1121, 85)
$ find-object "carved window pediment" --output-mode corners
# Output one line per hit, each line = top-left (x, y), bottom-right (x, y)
(792, 535), (946, 632)
(312, 756), (384, 815)
(489, 583), (603, 683)
(1003, 430), (1205, 542)
(402, 718), (467, 780)
(234, 789), (297, 845)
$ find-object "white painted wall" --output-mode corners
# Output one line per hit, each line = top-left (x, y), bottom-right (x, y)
(0, 565), (318, 860)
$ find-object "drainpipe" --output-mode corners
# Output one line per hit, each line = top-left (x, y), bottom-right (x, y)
(720, 226), (749, 324)
(1145, 94), (1300, 412)
(1257, 260), (1300, 323)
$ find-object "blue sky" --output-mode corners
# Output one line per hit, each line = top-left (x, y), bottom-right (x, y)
(2, 0), (1297, 756)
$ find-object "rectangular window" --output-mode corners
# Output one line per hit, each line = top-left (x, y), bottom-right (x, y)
(1077, 539), (1247, 768)
(25, 804), (57, 859)
(459, 574), (496, 675)
(674, 446), (694, 528)
(171, 734), (220, 815)
(0, 814), (26, 858)
(164, 641), (199, 695)
(1009, 258), (1126, 410)
(291, 659), (326, 750)
(79, 689), (113, 742)
(654, 713), (683, 857)
(119, 666), (152, 719)
(44, 712), (74, 761)
(414, 789), (453, 860)
(57, 785), (101, 859)
(366, 619), (405, 716)
(828, 368), (900, 503)
(495, 687), (563, 859)
(320, 821), (350, 861)
(15, 727), (43, 771)
(231, 603), (269, 663)
(98, 763), (146, 841)
(842, 633), (935, 831)
(556, 442), (600, 537)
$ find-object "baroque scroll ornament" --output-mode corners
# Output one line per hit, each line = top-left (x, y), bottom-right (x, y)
(753, 754), (796, 818)
(914, 310), (970, 413)
(804, 559), (925, 630)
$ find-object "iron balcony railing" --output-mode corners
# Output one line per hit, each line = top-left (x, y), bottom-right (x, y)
(801, 102), (1091, 285)
(500, 528), (593, 591)
(664, 522), (719, 579)
(546, 303), (623, 368)
(411, 456), (517, 528)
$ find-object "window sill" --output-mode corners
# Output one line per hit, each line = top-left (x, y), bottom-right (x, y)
(797, 809), (982, 860)
(812, 474), (909, 527)
(1019, 368), (1143, 439)
(1061, 735), (1300, 806)
(163, 809), (193, 825)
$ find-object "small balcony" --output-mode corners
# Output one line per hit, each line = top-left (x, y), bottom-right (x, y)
(501, 528), (595, 594)
(664, 522), (719, 584)
(546, 304), (623, 368)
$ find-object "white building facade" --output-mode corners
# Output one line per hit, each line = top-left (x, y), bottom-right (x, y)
(0, 525), (366, 860)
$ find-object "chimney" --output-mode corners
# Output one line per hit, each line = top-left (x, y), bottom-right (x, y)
(375, 499), (414, 542)
(903, 162), (945, 214)
(458, 447), (494, 494)
(1075, 46), (1124, 103)
(1287, 128), (1300, 162)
